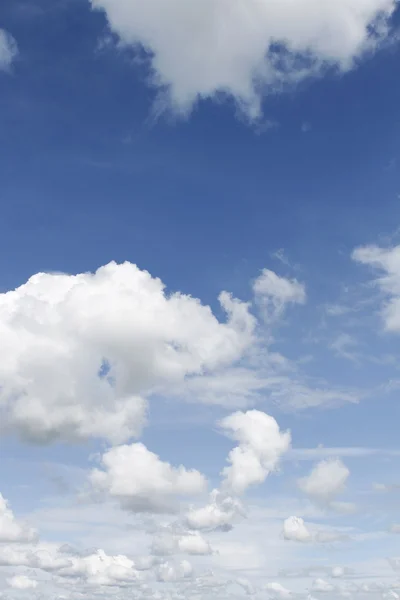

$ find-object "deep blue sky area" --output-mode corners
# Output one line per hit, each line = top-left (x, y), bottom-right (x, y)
(1, 0), (400, 304)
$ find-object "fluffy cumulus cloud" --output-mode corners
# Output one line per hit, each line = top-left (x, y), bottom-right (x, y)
(156, 559), (192, 582)
(7, 575), (38, 590)
(219, 410), (291, 494)
(253, 270), (306, 322)
(0, 493), (37, 543)
(56, 549), (140, 586)
(0, 29), (17, 71)
(90, 0), (396, 118)
(353, 244), (400, 332)
(282, 516), (312, 543)
(185, 489), (245, 531)
(0, 262), (255, 444)
(297, 459), (350, 507)
(151, 531), (212, 556)
(88, 442), (207, 513)
(264, 582), (292, 599)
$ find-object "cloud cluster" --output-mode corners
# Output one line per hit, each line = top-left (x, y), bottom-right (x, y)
(0, 261), (255, 444)
(90, 0), (396, 118)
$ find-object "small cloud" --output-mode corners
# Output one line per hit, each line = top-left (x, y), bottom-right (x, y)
(0, 29), (18, 71)
(301, 122), (311, 133)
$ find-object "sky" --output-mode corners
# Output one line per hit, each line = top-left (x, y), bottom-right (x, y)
(1, 0), (400, 599)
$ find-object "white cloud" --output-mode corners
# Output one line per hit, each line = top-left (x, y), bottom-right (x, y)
(90, 0), (396, 119)
(156, 559), (192, 582)
(0, 492), (37, 543)
(57, 548), (140, 586)
(253, 269), (306, 322)
(88, 442), (207, 513)
(219, 410), (291, 494)
(312, 578), (335, 592)
(0, 29), (17, 71)
(353, 244), (400, 332)
(297, 459), (350, 507)
(177, 532), (212, 555)
(0, 262), (255, 444)
(332, 566), (345, 578)
(282, 516), (312, 543)
(185, 489), (245, 531)
(151, 530), (211, 556)
(7, 575), (38, 590)
(264, 582), (292, 599)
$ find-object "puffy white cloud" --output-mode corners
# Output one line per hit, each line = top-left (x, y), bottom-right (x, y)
(0, 492), (37, 543)
(219, 410), (291, 494)
(297, 459), (350, 506)
(185, 489), (244, 531)
(6, 575), (38, 590)
(156, 559), (192, 582)
(264, 582), (292, 599)
(253, 270), (306, 321)
(312, 578), (335, 592)
(282, 516), (312, 543)
(177, 532), (212, 555)
(0, 29), (17, 71)
(151, 530), (212, 556)
(57, 549), (140, 586)
(90, 0), (396, 118)
(0, 262), (255, 444)
(332, 566), (345, 578)
(89, 442), (207, 513)
(353, 244), (400, 332)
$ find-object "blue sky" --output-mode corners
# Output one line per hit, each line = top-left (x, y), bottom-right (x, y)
(1, 1), (400, 599)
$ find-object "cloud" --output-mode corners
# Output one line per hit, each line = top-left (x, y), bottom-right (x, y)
(56, 548), (140, 586)
(219, 410), (291, 494)
(0, 492), (37, 543)
(282, 516), (312, 543)
(0, 29), (17, 71)
(253, 269), (306, 322)
(264, 582), (292, 599)
(156, 559), (192, 582)
(90, 0), (396, 119)
(0, 261), (255, 444)
(151, 531), (212, 556)
(312, 578), (335, 592)
(352, 244), (400, 332)
(6, 575), (38, 590)
(88, 442), (207, 513)
(282, 516), (349, 544)
(185, 489), (245, 531)
(297, 459), (350, 507)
